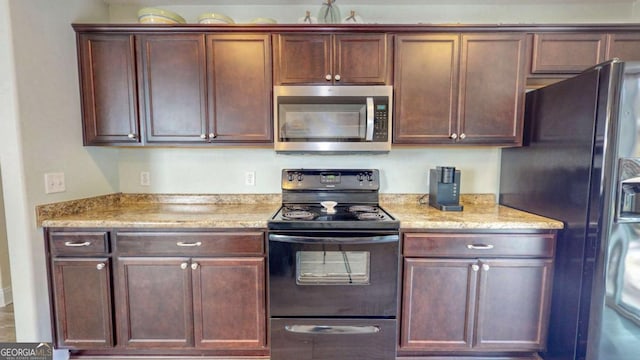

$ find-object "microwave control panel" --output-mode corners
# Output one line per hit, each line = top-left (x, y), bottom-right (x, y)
(374, 104), (389, 141)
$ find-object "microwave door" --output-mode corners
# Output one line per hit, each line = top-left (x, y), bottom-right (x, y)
(366, 97), (374, 141)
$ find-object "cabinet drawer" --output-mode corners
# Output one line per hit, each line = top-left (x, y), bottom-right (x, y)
(115, 231), (265, 256)
(50, 231), (109, 256)
(403, 233), (555, 258)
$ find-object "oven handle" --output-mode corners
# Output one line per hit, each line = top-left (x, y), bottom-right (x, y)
(268, 234), (398, 244)
(285, 325), (380, 335)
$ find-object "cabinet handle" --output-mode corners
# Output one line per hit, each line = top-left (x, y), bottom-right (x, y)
(466, 244), (494, 250)
(180, 262), (189, 270)
(450, 133), (458, 140)
(209, 133), (216, 139)
(472, 264), (480, 272)
(200, 134), (207, 139)
(127, 133), (136, 139)
(96, 263), (105, 270)
(460, 133), (467, 140)
(325, 74), (332, 81)
(334, 74), (341, 81)
(177, 241), (202, 247)
(191, 262), (199, 270)
(64, 241), (91, 247)
(482, 264), (490, 271)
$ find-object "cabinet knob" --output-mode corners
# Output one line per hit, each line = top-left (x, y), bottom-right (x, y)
(450, 133), (458, 140)
(191, 262), (199, 270)
(482, 264), (490, 271)
(96, 263), (105, 270)
(334, 74), (341, 81)
(127, 133), (136, 139)
(472, 264), (480, 272)
(460, 133), (467, 140)
(180, 262), (189, 270)
(325, 74), (332, 81)
(200, 134), (207, 139)
(209, 133), (216, 139)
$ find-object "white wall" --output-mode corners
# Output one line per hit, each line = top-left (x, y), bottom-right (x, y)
(108, 1), (638, 24)
(119, 148), (499, 194)
(0, 167), (11, 306)
(0, 0), (114, 346)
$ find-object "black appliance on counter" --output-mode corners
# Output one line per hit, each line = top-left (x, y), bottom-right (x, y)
(500, 60), (640, 360)
(429, 166), (463, 211)
(268, 169), (400, 360)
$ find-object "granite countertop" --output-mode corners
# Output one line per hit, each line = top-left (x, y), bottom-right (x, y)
(380, 194), (563, 230)
(37, 193), (564, 230)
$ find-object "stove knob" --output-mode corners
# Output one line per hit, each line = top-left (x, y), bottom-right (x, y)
(367, 172), (374, 181)
(287, 173), (294, 181)
(297, 174), (304, 181)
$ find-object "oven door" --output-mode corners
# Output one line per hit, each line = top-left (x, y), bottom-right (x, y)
(268, 231), (399, 317)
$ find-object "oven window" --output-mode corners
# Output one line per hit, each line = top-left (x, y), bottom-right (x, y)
(296, 251), (370, 285)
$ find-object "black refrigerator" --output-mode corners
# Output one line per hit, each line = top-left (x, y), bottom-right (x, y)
(500, 60), (640, 360)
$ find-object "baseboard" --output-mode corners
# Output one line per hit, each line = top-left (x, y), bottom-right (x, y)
(0, 286), (12, 307)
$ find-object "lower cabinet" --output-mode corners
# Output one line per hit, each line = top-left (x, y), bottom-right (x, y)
(117, 256), (266, 350)
(46, 228), (267, 356)
(47, 230), (113, 349)
(399, 232), (556, 357)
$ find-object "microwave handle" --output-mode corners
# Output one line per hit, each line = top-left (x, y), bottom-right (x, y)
(366, 97), (374, 141)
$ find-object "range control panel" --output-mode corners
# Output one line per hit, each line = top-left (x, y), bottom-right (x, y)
(282, 169), (379, 190)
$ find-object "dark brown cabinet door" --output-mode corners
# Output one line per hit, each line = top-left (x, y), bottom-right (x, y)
(273, 34), (332, 84)
(334, 34), (389, 84)
(475, 259), (554, 351)
(400, 258), (477, 351)
(458, 33), (526, 145)
(78, 34), (139, 145)
(192, 257), (266, 349)
(206, 34), (272, 143)
(138, 34), (208, 143)
(117, 257), (194, 348)
(52, 258), (113, 348)
(273, 33), (389, 85)
(393, 34), (459, 144)
(607, 33), (640, 61)
(531, 33), (607, 74)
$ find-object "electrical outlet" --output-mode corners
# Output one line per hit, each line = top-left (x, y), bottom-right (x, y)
(44, 172), (66, 194)
(245, 171), (256, 186)
(140, 171), (150, 186)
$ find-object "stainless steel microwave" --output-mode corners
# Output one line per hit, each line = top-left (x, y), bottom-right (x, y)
(273, 85), (393, 153)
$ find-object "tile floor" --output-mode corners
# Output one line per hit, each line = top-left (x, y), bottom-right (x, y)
(0, 304), (15, 342)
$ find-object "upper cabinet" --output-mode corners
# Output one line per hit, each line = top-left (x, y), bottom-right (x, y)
(273, 33), (390, 85)
(530, 33), (607, 75)
(78, 33), (140, 145)
(530, 31), (640, 77)
(206, 34), (273, 143)
(138, 34), (208, 143)
(76, 29), (272, 146)
(606, 32), (640, 62)
(394, 32), (526, 145)
(138, 33), (272, 144)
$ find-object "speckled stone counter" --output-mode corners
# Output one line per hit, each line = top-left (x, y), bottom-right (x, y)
(37, 193), (282, 228)
(37, 193), (563, 230)
(380, 194), (563, 230)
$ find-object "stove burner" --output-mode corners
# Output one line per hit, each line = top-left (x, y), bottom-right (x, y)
(282, 210), (316, 220)
(349, 205), (379, 213)
(356, 212), (385, 221)
(284, 205), (310, 212)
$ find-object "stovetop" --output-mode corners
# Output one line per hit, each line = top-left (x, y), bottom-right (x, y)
(268, 169), (399, 231)
(268, 203), (399, 230)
